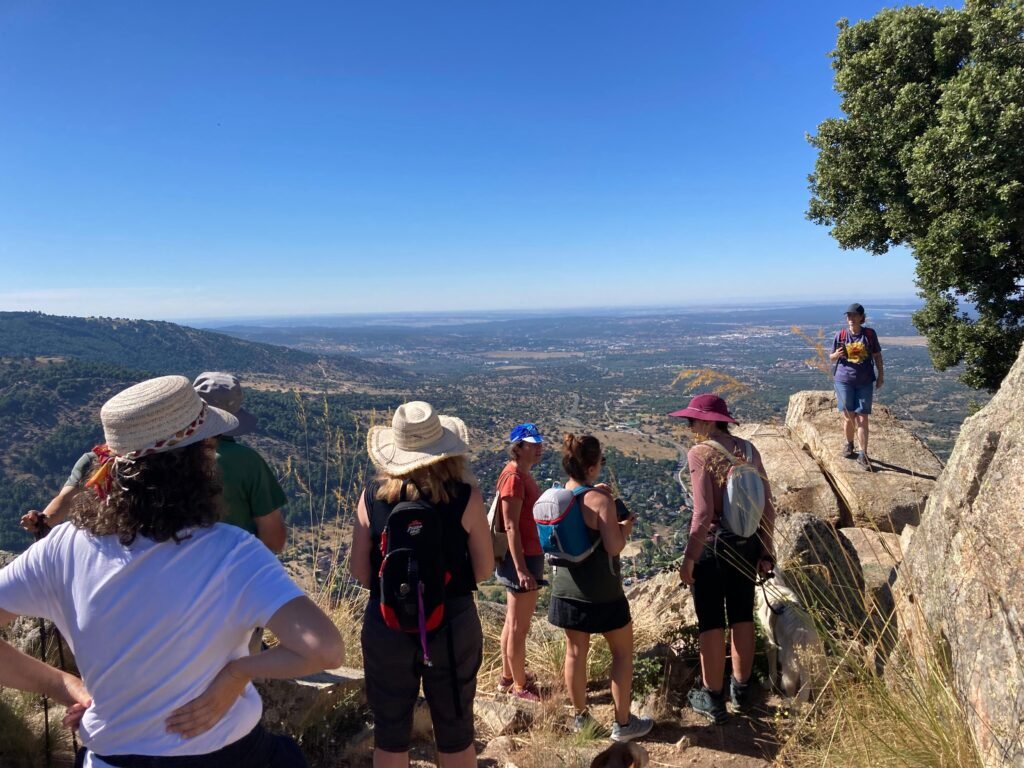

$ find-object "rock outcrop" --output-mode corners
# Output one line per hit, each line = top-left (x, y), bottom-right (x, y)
(626, 570), (698, 649)
(839, 528), (901, 665)
(257, 666), (365, 734)
(785, 392), (943, 532)
(774, 513), (866, 634)
(898, 344), (1024, 768)
(733, 423), (843, 525)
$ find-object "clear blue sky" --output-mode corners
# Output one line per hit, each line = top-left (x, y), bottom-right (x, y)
(0, 1), (946, 319)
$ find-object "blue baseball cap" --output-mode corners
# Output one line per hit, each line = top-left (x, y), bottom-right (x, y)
(509, 423), (544, 444)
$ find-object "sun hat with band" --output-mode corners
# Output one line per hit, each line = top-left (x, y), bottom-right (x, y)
(509, 423), (543, 444)
(367, 401), (470, 475)
(668, 393), (739, 424)
(86, 375), (239, 499)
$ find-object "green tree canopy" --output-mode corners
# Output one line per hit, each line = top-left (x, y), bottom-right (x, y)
(808, 0), (1024, 391)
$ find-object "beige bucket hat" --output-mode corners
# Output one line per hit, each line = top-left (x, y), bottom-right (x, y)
(367, 401), (469, 475)
(101, 375), (238, 457)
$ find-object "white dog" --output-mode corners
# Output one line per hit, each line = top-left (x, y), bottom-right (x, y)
(755, 573), (826, 703)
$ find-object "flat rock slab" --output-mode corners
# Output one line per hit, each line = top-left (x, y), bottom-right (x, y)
(785, 391), (943, 532)
(734, 423), (843, 525)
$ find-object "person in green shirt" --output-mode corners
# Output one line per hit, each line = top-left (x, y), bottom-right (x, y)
(193, 372), (288, 554)
(24, 373), (288, 555)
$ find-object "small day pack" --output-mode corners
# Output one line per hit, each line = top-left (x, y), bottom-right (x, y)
(378, 483), (448, 665)
(532, 484), (600, 566)
(704, 439), (766, 539)
(486, 469), (516, 561)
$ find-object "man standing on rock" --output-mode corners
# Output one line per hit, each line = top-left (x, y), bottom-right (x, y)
(828, 303), (885, 470)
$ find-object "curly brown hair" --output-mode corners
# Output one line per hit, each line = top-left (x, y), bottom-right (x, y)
(71, 441), (224, 545)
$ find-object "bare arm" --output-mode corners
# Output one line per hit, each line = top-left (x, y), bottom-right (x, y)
(0, 609), (90, 709)
(591, 491), (630, 557)
(501, 496), (527, 570)
(349, 492), (372, 589)
(462, 487), (494, 583)
(165, 595), (344, 739)
(20, 486), (79, 533)
(254, 510), (287, 554)
(873, 351), (885, 389)
(501, 495), (537, 590)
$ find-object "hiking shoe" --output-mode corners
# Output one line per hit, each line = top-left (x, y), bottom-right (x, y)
(610, 714), (654, 742)
(572, 709), (602, 734)
(857, 452), (872, 471)
(842, 441), (856, 459)
(497, 670), (536, 695)
(688, 686), (728, 725)
(511, 683), (541, 702)
(729, 675), (753, 713)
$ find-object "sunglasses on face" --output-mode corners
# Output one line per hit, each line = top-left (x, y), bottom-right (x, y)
(601, 456), (607, 466)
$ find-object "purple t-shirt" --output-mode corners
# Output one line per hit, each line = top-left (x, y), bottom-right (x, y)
(833, 327), (882, 385)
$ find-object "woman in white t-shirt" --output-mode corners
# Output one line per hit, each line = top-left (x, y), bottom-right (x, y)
(0, 376), (344, 768)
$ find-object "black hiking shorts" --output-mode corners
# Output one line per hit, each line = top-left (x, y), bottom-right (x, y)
(361, 596), (482, 754)
(691, 532), (760, 634)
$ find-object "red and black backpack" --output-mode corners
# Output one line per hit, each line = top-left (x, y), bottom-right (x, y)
(377, 482), (450, 665)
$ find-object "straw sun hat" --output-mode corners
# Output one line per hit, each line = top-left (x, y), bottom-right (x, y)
(367, 401), (469, 475)
(101, 375), (238, 457)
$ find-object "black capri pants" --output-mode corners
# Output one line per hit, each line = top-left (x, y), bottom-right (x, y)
(691, 532), (760, 634)
(361, 596), (482, 754)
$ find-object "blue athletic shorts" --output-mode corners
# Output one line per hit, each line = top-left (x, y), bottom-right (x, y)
(835, 381), (874, 414)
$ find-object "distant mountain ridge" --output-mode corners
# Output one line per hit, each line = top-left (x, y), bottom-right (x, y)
(0, 312), (401, 382)
(0, 312), (412, 553)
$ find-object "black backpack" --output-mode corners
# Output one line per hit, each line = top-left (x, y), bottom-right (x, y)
(378, 482), (448, 665)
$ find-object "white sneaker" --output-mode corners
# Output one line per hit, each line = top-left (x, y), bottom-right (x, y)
(610, 714), (654, 742)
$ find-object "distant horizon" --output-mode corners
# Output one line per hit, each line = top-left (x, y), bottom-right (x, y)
(2, 296), (925, 327)
(187, 296), (926, 327)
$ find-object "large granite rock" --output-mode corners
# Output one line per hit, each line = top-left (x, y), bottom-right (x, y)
(785, 392), (943, 532)
(898, 344), (1024, 768)
(839, 528), (902, 666)
(774, 513), (866, 634)
(626, 570), (698, 650)
(734, 423), (844, 525)
(257, 666), (364, 735)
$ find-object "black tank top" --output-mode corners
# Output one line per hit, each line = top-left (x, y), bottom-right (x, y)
(365, 480), (477, 600)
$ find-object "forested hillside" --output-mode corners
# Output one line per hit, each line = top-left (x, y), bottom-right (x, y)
(0, 312), (399, 383)
(0, 313), (416, 551)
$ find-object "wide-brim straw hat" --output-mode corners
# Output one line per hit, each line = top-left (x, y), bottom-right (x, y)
(101, 375), (239, 457)
(367, 401), (469, 475)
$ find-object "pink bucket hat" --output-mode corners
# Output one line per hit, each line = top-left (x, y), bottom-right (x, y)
(668, 393), (738, 424)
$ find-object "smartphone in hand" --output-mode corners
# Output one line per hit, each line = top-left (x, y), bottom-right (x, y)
(614, 498), (631, 522)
